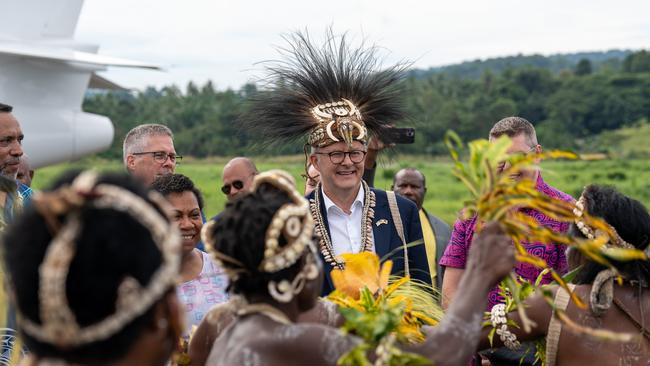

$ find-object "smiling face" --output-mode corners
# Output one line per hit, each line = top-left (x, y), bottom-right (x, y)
(0, 112), (24, 179)
(309, 141), (366, 196)
(166, 191), (203, 256)
(491, 133), (541, 182)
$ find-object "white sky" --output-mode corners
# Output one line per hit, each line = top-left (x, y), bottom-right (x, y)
(76, 0), (650, 91)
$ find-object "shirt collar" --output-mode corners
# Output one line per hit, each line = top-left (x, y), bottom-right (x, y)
(321, 184), (365, 214)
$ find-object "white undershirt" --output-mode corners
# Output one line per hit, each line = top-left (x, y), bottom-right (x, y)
(321, 185), (375, 256)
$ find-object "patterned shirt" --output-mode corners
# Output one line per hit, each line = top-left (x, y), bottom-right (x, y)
(177, 250), (229, 338)
(439, 174), (574, 310)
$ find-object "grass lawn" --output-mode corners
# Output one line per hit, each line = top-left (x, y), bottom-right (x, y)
(32, 156), (650, 225)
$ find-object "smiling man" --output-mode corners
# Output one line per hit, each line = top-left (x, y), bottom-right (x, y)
(123, 124), (180, 186)
(244, 32), (431, 295)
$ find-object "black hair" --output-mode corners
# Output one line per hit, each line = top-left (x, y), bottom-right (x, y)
(572, 185), (650, 286)
(241, 29), (408, 148)
(207, 182), (303, 296)
(393, 167), (426, 186)
(151, 173), (204, 211)
(0, 103), (13, 113)
(2, 171), (173, 362)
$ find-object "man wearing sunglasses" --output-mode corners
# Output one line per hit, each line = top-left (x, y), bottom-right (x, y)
(221, 157), (258, 201)
(123, 124), (181, 186)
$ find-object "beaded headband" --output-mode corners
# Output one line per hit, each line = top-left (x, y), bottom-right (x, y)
(202, 170), (314, 275)
(307, 99), (368, 148)
(573, 195), (634, 249)
(20, 171), (181, 347)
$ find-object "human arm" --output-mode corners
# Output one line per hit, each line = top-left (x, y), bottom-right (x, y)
(441, 267), (464, 309)
(477, 288), (555, 350)
(407, 222), (515, 366)
(439, 217), (472, 309)
(362, 137), (391, 187)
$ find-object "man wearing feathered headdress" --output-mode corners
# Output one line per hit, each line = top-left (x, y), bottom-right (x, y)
(243, 31), (431, 295)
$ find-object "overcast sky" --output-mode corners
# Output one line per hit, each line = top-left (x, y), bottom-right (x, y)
(76, 0), (650, 91)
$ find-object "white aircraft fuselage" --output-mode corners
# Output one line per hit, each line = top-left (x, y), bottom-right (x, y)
(0, 0), (159, 168)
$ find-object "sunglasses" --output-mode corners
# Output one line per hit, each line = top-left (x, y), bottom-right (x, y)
(221, 180), (245, 195)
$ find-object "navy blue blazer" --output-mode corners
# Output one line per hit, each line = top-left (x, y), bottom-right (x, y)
(306, 188), (430, 296)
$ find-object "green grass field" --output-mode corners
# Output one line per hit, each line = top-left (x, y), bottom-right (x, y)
(31, 156), (650, 225)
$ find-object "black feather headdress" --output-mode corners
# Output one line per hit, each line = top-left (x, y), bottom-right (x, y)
(243, 30), (408, 148)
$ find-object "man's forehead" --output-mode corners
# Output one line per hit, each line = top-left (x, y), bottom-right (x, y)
(223, 162), (253, 180)
(142, 134), (175, 151)
(491, 133), (531, 153)
(319, 141), (366, 152)
(0, 113), (23, 133)
(396, 170), (424, 184)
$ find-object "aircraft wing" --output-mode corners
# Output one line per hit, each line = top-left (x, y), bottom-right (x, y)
(0, 41), (161, 69)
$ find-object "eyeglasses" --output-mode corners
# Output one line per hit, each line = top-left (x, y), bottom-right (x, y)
(132, 151), (182, 164)
(221, 180), (245, 195)
(314, 150), (366, 164)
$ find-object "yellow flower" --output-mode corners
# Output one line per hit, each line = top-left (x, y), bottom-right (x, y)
(330, 252), (392, 299)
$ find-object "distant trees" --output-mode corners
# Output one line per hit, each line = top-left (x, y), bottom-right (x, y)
(623, 50), (650, 73)
(575, 59), (592, 76)
(83, 50), (650, 158)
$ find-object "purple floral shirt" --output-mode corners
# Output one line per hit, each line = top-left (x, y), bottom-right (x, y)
(439, 174), (574, 310)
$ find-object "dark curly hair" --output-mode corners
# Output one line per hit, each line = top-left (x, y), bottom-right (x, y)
(572, 185), (650, 286)
(205, 182), (304, 297)
(151, 173), (204, 210)
(2, 171), (174, 363)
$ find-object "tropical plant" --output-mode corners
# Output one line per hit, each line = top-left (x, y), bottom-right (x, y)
(444, 131), (647, 363)
(327, 252), (441, 366)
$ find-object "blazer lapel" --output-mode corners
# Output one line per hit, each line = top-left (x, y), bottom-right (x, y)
(371, 189), (391, 261)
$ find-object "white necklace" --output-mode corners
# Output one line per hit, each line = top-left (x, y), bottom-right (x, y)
(309, 181), (375, 269)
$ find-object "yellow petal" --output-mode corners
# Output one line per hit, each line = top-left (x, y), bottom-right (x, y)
(331, 252), (383, 298)
(378, 260), (393, 290)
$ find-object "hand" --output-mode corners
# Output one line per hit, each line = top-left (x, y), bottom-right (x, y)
(467, 222), (515, 287)
(365, 137), (394, 169)
(368, 136), (395, 152)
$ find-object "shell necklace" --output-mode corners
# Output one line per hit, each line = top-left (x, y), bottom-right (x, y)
(309, 181), (375, 269)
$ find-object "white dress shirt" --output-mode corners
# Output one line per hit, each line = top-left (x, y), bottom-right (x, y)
(321, 185), (375, 257)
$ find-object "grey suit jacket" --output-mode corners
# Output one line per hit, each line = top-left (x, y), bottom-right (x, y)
(422, 209), (451, 290)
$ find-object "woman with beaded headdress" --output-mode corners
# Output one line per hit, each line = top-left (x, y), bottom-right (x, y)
(478, 185), (650, 365)
(200, 169), (515, 365)
(2, 170), (184, 366)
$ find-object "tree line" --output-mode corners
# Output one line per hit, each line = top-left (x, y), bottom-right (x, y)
(83, 50), (650, 158)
